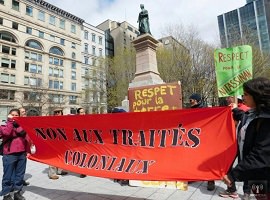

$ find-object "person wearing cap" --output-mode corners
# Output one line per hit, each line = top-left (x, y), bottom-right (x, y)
(189, 93), (215, 191)
(111, 107), (126, 113)
(189, 93), (203, 108)
(48, 108), (68, 180)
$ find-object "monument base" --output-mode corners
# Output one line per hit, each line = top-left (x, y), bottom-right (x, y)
(129, 71), (164, 88)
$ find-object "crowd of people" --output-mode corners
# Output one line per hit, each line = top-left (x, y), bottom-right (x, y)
(0, 77), (270, 200)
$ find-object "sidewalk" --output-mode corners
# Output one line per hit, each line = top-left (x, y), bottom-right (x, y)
(0, 159), (247, 200)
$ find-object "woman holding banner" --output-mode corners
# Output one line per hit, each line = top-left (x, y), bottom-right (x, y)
(0, 109), (31, 200)
(223, 77), (270, 199)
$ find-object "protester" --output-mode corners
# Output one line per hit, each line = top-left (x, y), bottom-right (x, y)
(219, 107), (247, 199)
(48, 108), (68, 180)
(77, 107), (86, 178)
(226, 96), (237, 108)
(220, 96), (251, 198)
(223, 77), (270, 199)
(189, 93), (204, 108)
(111, 107), (129, 186)
(237, 97), (250, 112)
(18, 108), (30, 187)
(189, 94), (215, 191)
(0, 109), (31, 200)
(189, 93), (215, 191)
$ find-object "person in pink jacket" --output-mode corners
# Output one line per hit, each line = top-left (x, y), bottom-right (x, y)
(0, 109), (31, 200)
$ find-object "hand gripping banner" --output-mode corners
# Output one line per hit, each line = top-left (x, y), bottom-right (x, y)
(15, 107), (236, 181)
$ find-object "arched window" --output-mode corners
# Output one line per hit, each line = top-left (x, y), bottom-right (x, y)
(49, 46), (64, 56)
(26, 40), (43, 50)
(0, 32), (17, 43)
(72, 52), (76, 59)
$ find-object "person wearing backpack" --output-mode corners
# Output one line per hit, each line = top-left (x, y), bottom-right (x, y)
(0, 108), (32, 200)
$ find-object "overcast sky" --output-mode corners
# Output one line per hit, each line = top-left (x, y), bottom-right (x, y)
(45, 0), (246, 44)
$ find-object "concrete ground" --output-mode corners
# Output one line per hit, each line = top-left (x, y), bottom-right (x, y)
(0, 159), (251, 200)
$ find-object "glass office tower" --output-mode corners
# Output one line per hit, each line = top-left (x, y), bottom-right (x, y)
(218, 0), (270, 53)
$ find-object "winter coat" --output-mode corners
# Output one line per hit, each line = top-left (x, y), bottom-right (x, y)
(190, 102), (204, 109)
(0, 118), (30, 155)
(228, 110), (270, 181)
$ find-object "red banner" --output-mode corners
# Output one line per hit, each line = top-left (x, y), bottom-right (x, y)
(15, 107), (236, 181)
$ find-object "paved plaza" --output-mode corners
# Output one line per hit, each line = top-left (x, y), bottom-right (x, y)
(0, 159), (249, 200)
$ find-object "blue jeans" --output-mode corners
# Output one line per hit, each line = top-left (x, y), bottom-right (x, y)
(0, 152), (26, 196)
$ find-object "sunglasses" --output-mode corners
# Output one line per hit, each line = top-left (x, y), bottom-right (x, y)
(54, 111), (61, 114)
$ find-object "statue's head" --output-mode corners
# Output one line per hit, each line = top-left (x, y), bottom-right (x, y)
(140, 4), (144, 9)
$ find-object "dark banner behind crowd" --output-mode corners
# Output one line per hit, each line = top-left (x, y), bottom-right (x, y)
(15, 107), (236, 181)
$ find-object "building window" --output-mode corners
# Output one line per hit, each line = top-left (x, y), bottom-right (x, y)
(99, 48), (102, 57)
(25, 63), (42, 74)
(84, 31), (88, 39)
(24, 92), (41, 102)
(49, 80), (63, 90)
(26, 6), (33, 16)
(84, 43), (88, 52)
(49, 94), (64, 103)
(49, 57), (63, 66)
(59, 19), (65, 29)
(38, 10), (45, 21)
(0, 18), (3, 25)
(71, 42), (76, 49)
(24, 77), (42, 86)
(0, 32), (16, 43)
(49, 68), (63, 78)
(71, 52), (76, 59)
(99, 36), (102, 45)
(71, 83), (76, 91)
(92, 46), (96, 55)
(49, 47), (64, 56)
(38, 31), (44, 38)
(71, 71), (76, 80)
(92, 34), (96, 42)
(0, 0), (4, 5)
(25, 51), (42, 62)
(12, 0), (19, 11)
(69, 96), (77, 104)
(25, 40), (42, 50)
(84, 56), (88, 64)
(0, 90), (15, 100)
(49, 15), (56, 25)
(1, 73), (15, 84)
(1, 45), (16, 55)
(60, 38), (65, 45)
(71, 62), (76, 69)
(1, 58), (16, 69)
(71, 24), (76, 33)
(26, 27), (32, 34)
(12, 22), (18, 29)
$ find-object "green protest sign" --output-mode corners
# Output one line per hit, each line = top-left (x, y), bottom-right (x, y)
(214, 45), (253, 97)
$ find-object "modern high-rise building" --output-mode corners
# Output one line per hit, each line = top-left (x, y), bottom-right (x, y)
(218, 0), (270, 53)
(0, 0), (108, 121)
(97, 20), (139, 57)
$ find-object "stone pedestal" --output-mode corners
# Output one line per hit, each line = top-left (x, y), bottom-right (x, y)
(129, 34), (163, 88)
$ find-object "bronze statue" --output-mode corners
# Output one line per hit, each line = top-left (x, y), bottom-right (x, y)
(137, 4), (151, 35)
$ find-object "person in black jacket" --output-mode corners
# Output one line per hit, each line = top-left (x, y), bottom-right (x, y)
(223, 77), (270, 199)
(189, 93), (204, 108)
(189, 93), (215, 191)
